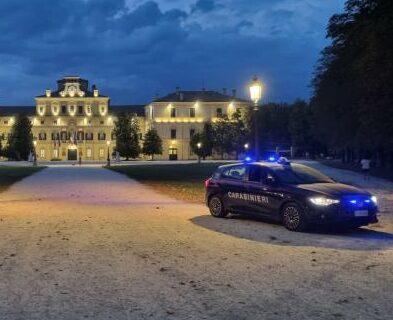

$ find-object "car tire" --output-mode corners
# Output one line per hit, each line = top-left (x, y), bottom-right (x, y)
(282, 202), (308, 232)
(208, 195), (227, 218)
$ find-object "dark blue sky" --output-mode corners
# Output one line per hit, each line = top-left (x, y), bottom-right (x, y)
(0, 0), (345, 105)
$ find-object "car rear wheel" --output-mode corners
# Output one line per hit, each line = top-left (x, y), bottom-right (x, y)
(208, 196), (227, 218)
(282, 203), (308, 232)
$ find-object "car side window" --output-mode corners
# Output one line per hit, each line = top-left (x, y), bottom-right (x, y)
(222, 166), (246, 180)
(248, 166), (268, 183)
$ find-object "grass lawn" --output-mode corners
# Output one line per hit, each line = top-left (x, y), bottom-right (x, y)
(111, 162), (232, 202)
(0, 166), (45, 193)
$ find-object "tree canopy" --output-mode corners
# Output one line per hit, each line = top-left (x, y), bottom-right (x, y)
(6, 115), (34, 161)
(142, 128), (162, 160)
(311, 0), (393, 164)
(113, 113), (140, 160)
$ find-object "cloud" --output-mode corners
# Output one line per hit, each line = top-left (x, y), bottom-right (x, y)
(0, 0), (346, 105)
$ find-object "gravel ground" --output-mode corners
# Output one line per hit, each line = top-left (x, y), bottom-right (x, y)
(0, 164), (392, 320)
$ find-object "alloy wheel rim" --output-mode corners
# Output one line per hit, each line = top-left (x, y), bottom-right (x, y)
(284, 206), (300, 229)
(210, 198), (222, 216)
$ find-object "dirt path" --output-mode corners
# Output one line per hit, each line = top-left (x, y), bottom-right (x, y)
(0, 166), (392, 320)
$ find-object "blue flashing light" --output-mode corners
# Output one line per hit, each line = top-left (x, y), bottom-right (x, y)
(364, 199), (371, 203)
(268, 156), (276, 162)
(245, 156), (252, 162)
(349, 199), (357, 204)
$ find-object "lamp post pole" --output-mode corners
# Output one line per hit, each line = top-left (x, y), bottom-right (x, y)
(33, 140), (37, 166)
(249, 76), (263, 162)
(254, 103), (260, 161)
(106, 140), (111, 167)
(197, 142), (202, 164)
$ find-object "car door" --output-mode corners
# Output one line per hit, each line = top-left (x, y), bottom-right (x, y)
(220, 165), (249, 213)
(246, 165), (283, 219)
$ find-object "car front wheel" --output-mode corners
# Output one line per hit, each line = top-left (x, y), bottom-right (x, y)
(208, 196), (227, 218)
(282, 202), (308, 232)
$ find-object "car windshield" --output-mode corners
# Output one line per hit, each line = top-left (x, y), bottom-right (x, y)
(272, 164), (334, 184)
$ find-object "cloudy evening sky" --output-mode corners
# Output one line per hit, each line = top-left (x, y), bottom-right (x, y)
(0, 0), (345, 105)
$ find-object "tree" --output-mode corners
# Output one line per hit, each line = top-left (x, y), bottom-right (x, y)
(213, 115), (235, 159)
(142, 128), (162, 160)
(6, 115), (34, 160)
(230, 109), (249, 159)
(189, 123), (215, 160)
(288, 100), (319, 156)
(113, 113), (140, 160)
(312, 0), (393, 166)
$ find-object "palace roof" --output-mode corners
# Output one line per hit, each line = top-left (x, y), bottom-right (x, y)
(154, 90), (250, 103)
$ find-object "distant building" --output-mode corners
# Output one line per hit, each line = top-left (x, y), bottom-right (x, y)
(146, 88), (249, 160)
(0, 77), (249, 161)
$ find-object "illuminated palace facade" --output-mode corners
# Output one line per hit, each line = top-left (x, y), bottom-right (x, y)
(0, 76), (249, 161)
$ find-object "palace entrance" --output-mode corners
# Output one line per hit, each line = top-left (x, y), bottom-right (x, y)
(68, 149), (77, 160)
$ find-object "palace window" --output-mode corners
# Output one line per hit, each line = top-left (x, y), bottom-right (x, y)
(170, 129), (177, 139)
(77, 131), (84, 141)
(86, 148), (92, 158)
(190, 129), (195, 139)
(100, 120), (104, 125)
(39, 132), (47, 140)
(53, 149), (59, 158)
(4, 120), (8, 125)
(61, 105), (67, 115)
(99, 148), (105, 158)
(61, 131), (68, 142)
(78, 105), (83, 115)
(85, 132), (93, 141)
(98, 132), (106, 140)
(189, 107), (195, 118)
(216, 108), (223, 118)
(40, 149), (45, 159)
(170, 107), (176, 118)
(51, 132), (60, 140)
(53, 120), (58, 125)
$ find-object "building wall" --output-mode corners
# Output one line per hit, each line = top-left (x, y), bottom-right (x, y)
(145, 101), (248, 160)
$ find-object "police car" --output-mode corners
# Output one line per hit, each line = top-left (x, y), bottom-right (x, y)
(205, 159), (378, 231)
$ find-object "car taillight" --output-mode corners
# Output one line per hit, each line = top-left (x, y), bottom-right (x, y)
(204, 178), (212, 188)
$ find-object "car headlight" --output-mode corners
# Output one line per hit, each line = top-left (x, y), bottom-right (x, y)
(371, 196), (378, 204)
(309, 197), (340, 206)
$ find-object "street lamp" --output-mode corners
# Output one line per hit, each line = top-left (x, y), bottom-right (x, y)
(197, 142), (202, 164)
(249, 76), (263, 161)
(33, 140), (37, 166)
(244, 143), (249, 150)
(106, 140), (111, 167)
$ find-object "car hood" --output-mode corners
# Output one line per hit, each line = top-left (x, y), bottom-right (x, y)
(296, 183), (370, 198)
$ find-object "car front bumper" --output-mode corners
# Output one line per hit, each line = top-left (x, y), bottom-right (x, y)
(305, 203), (378, 226)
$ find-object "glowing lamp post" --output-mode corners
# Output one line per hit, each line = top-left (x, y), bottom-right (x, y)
(106, 140), (111, 167)
(197, 142), (202, 164)
(33, 140), (37, 166)
(249, 76), (263, 161)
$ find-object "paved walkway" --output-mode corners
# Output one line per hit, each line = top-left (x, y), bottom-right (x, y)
(1, 166), (181, 205)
